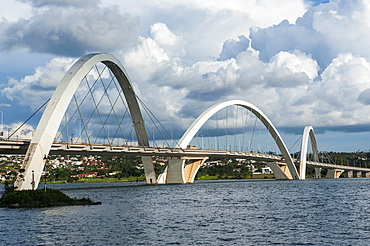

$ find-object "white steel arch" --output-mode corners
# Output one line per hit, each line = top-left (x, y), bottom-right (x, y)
(299, 126), (319, 179)
(177, 100), (300, 180)
(16, 53), (156, 190)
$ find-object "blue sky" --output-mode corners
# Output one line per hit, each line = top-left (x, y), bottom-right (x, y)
(1, 0), (370, 152)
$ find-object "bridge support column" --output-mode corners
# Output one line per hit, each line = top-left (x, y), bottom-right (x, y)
(326, 169), (344, 178)
(267, 162), (293, 180)
(363, 172), (370, 178)
(353, 171), (362, 178)
(343, 170), (353, 178)
(157, 156), (208, 184)
(183, 157), (208, 183)
(142, 156), (157, 184)
(166, 157), (185, 183)
(315, 168), (321, 178)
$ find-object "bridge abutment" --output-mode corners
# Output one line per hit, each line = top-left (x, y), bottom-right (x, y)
(267, 162), (293, 180)
(343, 170), (353, 178)
(326, 169), (344, 178)
(158, 156), (208, 184)
(142, 156), (157, 184)
(165, 157), (185, 184)
(353, 171), (362, 178)
(183, 157), (208, 183)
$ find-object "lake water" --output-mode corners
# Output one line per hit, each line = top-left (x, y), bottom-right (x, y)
(1, 178), (370, 245)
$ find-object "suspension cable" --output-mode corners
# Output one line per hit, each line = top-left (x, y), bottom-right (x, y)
(8, 98), (51, 139)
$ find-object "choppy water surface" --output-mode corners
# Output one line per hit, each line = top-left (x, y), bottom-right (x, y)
(1, 178), (370, 245)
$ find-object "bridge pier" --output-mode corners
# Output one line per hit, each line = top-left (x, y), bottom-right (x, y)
(353, 171), (362, 178)
(363, 172), (370, 178)
(157, 156), (208, 184)
(326, 169), (344, 178)
(267, 162), (293, 180)
(183, 157), (208, 183)
(165, 157), (184, 183)
(315, 168), (321, 178)
(142, 156), (157, 184)
(343, 170), (353, 178)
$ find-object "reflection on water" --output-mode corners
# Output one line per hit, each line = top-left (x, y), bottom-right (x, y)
(1, 179), (370, 245)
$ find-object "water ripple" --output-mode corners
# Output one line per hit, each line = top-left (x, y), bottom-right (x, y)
(1, 179), (370, 245)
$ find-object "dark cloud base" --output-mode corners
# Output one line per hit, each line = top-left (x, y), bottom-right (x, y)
(279, 124), (370, 135)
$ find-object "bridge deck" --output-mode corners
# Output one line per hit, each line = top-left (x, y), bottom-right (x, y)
(1, 140), (370, 173)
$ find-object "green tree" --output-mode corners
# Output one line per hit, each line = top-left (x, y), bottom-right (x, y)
(3, 169), (25, 194)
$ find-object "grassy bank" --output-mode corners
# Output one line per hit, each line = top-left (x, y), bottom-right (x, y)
(1, 175), (275, 187)
(196, 174), (275, 180)
(51, 175), (275, 183)
(24, 176), (146, 185)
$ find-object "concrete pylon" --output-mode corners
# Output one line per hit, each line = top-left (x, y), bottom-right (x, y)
(326, 169), (344, 178)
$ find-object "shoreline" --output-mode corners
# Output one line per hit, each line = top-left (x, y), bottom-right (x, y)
(0, 174), (276, 186)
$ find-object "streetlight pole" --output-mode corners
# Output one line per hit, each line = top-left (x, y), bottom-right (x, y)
(108, 122), (110, 143)
(79, 118), (82, 143)
(65, 113), (69, 144)
(152, 127), (155, 146)
(0, 110), (5, 138)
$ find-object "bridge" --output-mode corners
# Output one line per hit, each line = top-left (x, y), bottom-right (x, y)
(2, 53), (369, 190)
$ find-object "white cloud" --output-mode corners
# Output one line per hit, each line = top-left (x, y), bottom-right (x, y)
(250, 20), (329, 67)
(149, 23), (185, 58)
(19, 0), (100, 8)
(0, 0), (32, 22)
(103, 0), (307, 63)
(3, 122), (35, 140)
(218, 36), (250, 61)
(252, 0), (370, 69)
(3, 0), (370, 151)
(279, 52), (370, 127)
(267, 50), (319, 80)
(3, 57), (75, 110)
(309, 53), (370, 124)
(0, 4), (140, 56)
(312, 2), (370, 61)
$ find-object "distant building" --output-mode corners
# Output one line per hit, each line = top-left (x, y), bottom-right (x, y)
(71, 172), (98, 178)
(262, 166), (273, 174)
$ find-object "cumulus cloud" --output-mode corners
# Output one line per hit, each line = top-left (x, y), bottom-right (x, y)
(250, 20), (330, 68)
(4, 0), (370, 151)
(103, 0), (307, 63)
(0, 3), (140, 56)
(309, 53), (370, 122)
(251, 0), (370, 69)
(18, 0), (100, 8)
(218, 35), (250, 61)
(3, 57), (75, 109)
(121, 28), (321, 129)
(265, 50), (319, 87)
(0, 1), (32, 22)
(149, 23), (185, 58)
(6, 122), (35, 140)
(279, 52), (370, 128)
